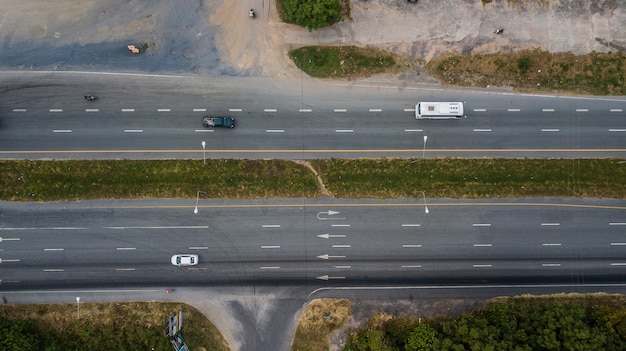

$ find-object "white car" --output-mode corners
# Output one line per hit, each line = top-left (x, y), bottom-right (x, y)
(170, 254), (199, 267)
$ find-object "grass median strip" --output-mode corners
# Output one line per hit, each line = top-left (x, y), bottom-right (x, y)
(0, 159), (624, 201)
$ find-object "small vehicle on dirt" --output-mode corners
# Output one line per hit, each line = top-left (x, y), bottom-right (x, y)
(203, 116), (235, 128)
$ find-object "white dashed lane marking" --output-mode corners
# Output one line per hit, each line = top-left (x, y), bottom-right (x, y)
(85, 109), (99, 112)
(50, 109), (63, 112)
(121, 109), (135, 112)
(264, 109), (277, 112)
(124, 129), (143, 133)
(542, 109), (555, 112)
(193, 108), (206, 112)
(52, 130), (72, 133)
(473, 129), (492, 132)
(334, 109), (347, 112)
(229, 108), (242, 112)
(541, 129), (559, 132)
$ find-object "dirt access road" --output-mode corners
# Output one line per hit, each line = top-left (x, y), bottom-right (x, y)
(1, 0), (624, 80)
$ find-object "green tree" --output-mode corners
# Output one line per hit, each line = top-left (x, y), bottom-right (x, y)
(279, 0), (341, 31)
(405, 323), (437, 351)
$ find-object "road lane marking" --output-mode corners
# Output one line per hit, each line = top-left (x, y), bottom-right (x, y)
(103, 226), (208, 229)
(124, 129), (143, 133)
(609, 129), (626, 132)
(116, 247), (136, 251)
(189, 246), (209, 250)
(404, 129), (423, 132)
(541, 129), (559, 132)
(229, 108), (242, 112)
(402, 244), (422, 248)
(507, 109), (520, 112)
(333, 265), (351, 269)
(473, 129), (492, 132)
(195, 129), (214, 132)
(0, 237), (20, 242)
(299, 109), (312, 112)
(157, 108), (170, 112)
(43, 269), (63, 272)
(575, 109), (588, 112)
(53, 130), (72, 133)
(116, 268), (136, 271)
(473, 244), (492, 247)
(261, 245), (281, 249)
(542, 109), (555, 112)
(193, 108), (206, 112)
(401, 265), (422, 268)
(13, 109), (26, 112)
(335, 129), (353, 133)
(44, 248), (64, 251)
(317, 254), (346, 259)
(334, 109), (347, 112)
(260, 266), (280, 269)
(264, 108), (277, 112)
(0, 227), (85, 230)
(610, 243), (626, 246)
(473, 108), (486, 112)
(473, 264), (492, 268)
(610, 109), (623, 112)
(262, 224), (281, 228)
(404, 108), (416, 112)
(85, 109), (99, 112)
(401, 224), (421, 227)
(317, 234), (347, 239)
(266, 129), (284, 133)
(609, 223), (626, 226)
(542, 243), (562, 246)
(542, 263), (561, 267)
(611, 263), (626, 266)
(541, 223), (560, 226)
(369, 108), (382, 112)
(472, 223), (491, 227)
(121, 109), (135, 112)
(332, 245), (351, 248)
(50, 109), (63, 112)
(331, 224), (350, 227)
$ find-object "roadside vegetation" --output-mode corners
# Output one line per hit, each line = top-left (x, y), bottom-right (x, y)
(292, 299), (351, 351)
(341, 293), (626, 351)
(277, 0), (349, 31)
(428, 49), (626, 95)
(1, 159), (625, 201)
(289, 46), (399, 79)
(0, 302), (228, 351)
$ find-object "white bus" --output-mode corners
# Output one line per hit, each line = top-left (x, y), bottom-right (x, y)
(415, 102), (464, 119)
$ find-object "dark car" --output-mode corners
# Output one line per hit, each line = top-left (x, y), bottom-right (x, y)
(203, 116), (235, 128)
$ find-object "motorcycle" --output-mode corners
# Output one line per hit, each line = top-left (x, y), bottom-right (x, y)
(84, 95), (96, 101)
(249, 8), (256, 18)
(494, 28), (504, 34)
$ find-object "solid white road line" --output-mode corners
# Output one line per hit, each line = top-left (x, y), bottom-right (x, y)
(262, 224), (281, 228)
(609, 223), (626, 226)
(53, 130), (72, 133)
(609, 129), (626, 132)
(229, 108), (242, 112)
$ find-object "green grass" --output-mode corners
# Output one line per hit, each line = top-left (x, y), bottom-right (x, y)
(1, 159), (625, 201)
(0, 302), (229, 351)
(292, 299), (351, 351)
(288, 45), (399, 79)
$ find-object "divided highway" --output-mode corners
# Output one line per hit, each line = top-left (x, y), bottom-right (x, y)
(1, 72), (626, 159)
(2, 198), (626, 290)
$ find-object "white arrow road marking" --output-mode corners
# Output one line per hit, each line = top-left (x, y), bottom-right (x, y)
(317, 254), (346, 260)
(317, 210), (345, 220)
(317, 275), (346, 280)
(317, 233), (347, 239)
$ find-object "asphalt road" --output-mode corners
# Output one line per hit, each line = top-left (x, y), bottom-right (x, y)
(3, 197), (626, 290)
(1, 71), (625, 159)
